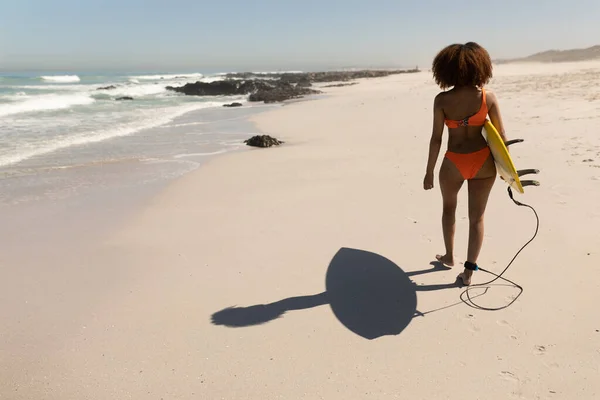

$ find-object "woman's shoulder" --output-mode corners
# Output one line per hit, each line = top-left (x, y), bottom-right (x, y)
(483, 87), (498, 106)
(434, 90), (451, 107)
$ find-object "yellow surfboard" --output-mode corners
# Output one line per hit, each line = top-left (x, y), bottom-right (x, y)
(482, 120), (525, 193)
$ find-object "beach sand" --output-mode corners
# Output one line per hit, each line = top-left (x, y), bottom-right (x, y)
(2, 62), (600, 399)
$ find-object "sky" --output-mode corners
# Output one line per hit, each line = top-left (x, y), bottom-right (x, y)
(1, 0), (600, 72)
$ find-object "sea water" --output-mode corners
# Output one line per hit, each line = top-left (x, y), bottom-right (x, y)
(0, 70), (288, 252)
(0, 71), (280, 206)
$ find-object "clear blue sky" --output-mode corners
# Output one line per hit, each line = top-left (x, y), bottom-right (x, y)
(1, 0), (599, 71)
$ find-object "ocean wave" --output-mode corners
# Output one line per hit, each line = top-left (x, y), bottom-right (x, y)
(0, 94), (95, 117)
(173, 149), (228, 158)
(130, 73), (204, 81)
(8, 84), (97, 92)
(40, 75), (81, 83)
(2, 92), (29, 100)
(164, 121), (207, 128)
(106, 83), (168, 98)
(128, 78), (140, 84)
(199, 76), (228, 83)
(0, 100), (235, 167)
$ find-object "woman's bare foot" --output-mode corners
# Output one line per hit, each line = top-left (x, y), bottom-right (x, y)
(458, 269), (473, 286)
(436, 254), (455, 267)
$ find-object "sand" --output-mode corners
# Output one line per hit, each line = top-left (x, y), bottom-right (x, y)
(2, 62), (600, 399)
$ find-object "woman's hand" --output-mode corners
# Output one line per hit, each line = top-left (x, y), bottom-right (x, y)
(423, 172), (434, 190)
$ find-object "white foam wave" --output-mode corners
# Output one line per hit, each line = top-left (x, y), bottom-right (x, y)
(3, 92), (29, 101)
(199, 76), (228, 83)
(130, 73), (204, 81)
(110, 84), (167, 97)
(165, 121), (207, 128)
(40, 75), (81, 83)
(173, 149), (227, 158)
(0, 101), (234, 167)
(129, 78), (140, 84)
(0, 94), (95, 117)
(10, 84), (96, 92)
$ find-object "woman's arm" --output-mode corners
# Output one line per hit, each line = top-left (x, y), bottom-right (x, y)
(487, 90), (508, 143)
(424, 94), (445, 189)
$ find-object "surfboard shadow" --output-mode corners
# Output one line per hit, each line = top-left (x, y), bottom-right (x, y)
(211, 247), (460, 340)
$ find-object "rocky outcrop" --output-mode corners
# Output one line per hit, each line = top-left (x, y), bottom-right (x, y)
(249, 83), (319, 103)
(244, 135), (284, 147)
(97, 85), (117, 90)
(167, 79), (320, 103)
(166, 80), (272, 96)
(226, 69), (420, 83)
(295, 78), (312, 87)
(166, 69), (419, 104)
(223, 102), (243, 107)
(116, 96), (134, 101)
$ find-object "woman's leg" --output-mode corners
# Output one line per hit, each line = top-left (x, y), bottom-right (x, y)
(460, 156), (496, 285)
(437, 157), (464, 266)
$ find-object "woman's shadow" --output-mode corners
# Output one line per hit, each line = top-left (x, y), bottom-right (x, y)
(211, 248), (476, 339)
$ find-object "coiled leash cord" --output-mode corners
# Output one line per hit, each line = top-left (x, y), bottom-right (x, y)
(460, 186), (540, 311)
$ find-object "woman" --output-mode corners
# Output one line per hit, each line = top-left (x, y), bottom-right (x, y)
(423, 42), (508, 286)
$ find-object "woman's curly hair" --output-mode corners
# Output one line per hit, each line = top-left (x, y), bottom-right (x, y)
(432, 42), (493, 89)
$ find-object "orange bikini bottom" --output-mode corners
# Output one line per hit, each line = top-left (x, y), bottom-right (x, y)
(445, 147), (491, 180)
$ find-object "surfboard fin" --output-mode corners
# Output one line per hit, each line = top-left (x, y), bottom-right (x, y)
(517, 169), (540, 177)
(520, 180), (540, 187)
(505, 139), (524, 147)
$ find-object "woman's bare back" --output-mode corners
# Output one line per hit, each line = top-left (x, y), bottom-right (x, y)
(437, 87), (493, 153)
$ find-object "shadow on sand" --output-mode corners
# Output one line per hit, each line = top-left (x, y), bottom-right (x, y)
(211, 247), (478, 340)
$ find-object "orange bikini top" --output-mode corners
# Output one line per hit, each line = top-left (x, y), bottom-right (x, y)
(444, 89), (488, 129)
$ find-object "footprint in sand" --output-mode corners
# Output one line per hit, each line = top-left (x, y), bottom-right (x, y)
(535, 345), (550, 355)
(500, 371), (519, 383)
(420, 235), (432, 243)
(468, 325), (481, 333)
(465, 314), (479, 332)
(497, 320), (511, 327)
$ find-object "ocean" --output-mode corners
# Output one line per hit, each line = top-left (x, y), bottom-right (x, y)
(0, 71), (280, 206)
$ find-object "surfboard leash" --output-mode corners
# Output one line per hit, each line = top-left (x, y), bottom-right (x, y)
(460, 186), (540, 311)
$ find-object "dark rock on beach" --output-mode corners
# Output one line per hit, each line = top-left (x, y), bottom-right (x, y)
(166, 80), (271, 96)
(244, 135), (284, 148)
(223, 102), (243, 107)
(295, 78), (312, 87)
(249, 83), (320, 103)
(97, 85), (117, 90)
(116, 96), (134, 101)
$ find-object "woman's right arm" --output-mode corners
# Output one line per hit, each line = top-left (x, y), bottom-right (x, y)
(423, 93), (445, 190)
